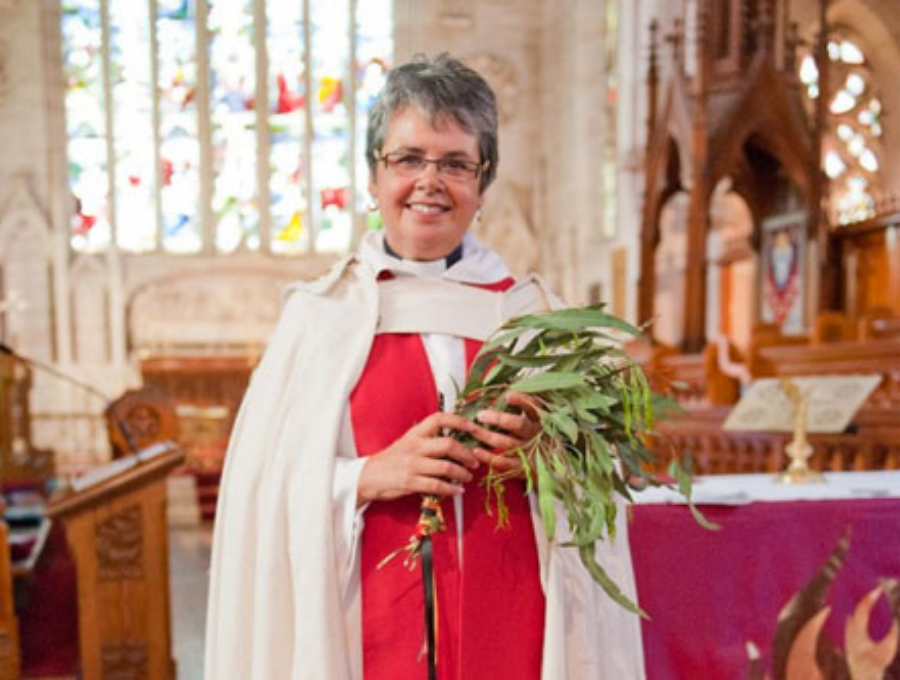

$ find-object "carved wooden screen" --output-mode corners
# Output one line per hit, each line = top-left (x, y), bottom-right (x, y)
(140, 356), (253, 470)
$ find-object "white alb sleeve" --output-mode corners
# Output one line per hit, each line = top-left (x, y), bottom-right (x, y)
(332, 407), (368, 595)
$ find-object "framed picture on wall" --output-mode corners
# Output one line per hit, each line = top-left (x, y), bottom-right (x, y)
(759, 215), (806, 335)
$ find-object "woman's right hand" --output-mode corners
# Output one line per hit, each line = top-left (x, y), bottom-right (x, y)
(356, 412), (483, 506)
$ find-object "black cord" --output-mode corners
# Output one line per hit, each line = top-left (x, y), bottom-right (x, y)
(422, 532), (437, 680)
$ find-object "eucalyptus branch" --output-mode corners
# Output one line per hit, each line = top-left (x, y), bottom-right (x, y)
(450, 304), (717, 618)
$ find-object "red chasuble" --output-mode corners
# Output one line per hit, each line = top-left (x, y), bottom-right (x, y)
(350, 282), (545, 680)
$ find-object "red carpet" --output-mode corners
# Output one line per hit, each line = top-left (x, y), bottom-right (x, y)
(17, 522), (79, 677)
(192, 467), (223, 521)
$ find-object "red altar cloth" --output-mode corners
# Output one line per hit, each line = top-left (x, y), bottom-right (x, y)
(629, 497), (900, 679)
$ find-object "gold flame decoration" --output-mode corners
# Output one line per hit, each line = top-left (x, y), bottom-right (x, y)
(746, 533), (900, 679)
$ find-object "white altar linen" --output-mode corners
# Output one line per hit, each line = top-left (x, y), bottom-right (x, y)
(633, 470), (900, 505)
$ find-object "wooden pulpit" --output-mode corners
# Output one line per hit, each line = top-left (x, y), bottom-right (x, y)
(0, 351), (54, 489)
(47, 442), (184, 679)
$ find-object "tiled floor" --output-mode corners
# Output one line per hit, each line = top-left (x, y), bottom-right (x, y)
(169, 525), (213, 680)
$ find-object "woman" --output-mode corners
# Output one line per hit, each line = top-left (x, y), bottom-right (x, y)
(205, 54), (644, 679)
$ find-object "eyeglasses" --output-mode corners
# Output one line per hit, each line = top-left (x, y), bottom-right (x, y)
(375, 150), (489, 181)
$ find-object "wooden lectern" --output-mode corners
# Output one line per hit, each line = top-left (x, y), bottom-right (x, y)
(47, 443), (184, 679)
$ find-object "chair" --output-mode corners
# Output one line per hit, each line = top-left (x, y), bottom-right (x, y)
(746, 323), (808, 377)
(104, 387), (179, 458)
(857, 307), (900, 342)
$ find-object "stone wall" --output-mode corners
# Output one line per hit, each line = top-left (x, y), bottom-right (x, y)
(394, 0), (543, 276)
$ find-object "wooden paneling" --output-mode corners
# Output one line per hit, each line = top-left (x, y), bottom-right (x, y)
(837, 220), (900, 318)
(0, 354), (54, 488)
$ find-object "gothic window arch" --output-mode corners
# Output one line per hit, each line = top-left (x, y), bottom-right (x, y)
(61, 0), (393, 256)
(799, 31), (884, 225)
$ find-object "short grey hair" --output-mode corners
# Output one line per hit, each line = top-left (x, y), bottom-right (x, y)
(366, 53), (499, 193)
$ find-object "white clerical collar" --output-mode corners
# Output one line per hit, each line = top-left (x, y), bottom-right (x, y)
(358, 230), (510, 284)
(391, 255), (448, 279)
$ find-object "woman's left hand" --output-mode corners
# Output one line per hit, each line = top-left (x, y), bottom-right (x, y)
(471, 391), (541, 477)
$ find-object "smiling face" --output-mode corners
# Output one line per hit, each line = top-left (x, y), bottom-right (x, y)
(369, 107), (484, 261)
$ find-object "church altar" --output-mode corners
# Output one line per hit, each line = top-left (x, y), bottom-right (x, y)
(629, 471), (900, 678)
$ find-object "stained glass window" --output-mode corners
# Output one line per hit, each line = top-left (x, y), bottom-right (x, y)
(355, 1), (391, 235)
(799, 36), (883, 226)
(60, 0), (393, 255)
(62, 0), (111, 253)
(267, 0), (308, 255)
(109, 0), (156, 252)
(209, 0), (258, 253)
(158, 0), (202, 254)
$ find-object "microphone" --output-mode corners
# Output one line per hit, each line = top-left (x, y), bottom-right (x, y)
(0, 340), (139, 455)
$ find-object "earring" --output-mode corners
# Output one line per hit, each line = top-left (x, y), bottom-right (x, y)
(367, 197), (379, 212)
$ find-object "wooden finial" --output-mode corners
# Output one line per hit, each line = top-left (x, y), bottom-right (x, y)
(785, 21), (800, 72)
(664, 18), (684, 66)
(647, 19), (660, 139)
(758, 0), (776, 50)
(695, 0), (710, 48)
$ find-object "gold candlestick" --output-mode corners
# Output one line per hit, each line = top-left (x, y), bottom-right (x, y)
(775, 379), (825, 484)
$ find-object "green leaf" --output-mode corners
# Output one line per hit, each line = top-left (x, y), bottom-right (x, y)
(464, 348), (502, 392)
(620, 385), (633, 439)
(498, 353), (564, 369)
(578, 544), (648, 618)
(544, 411), (579, 443)
(579, 391), (619, 412)
(611, 472), (635, 503)
(483, 360), (517, 386)
(519, 449), (535, 494)
(535, 455), (556, 540)
(510, 372), (586, 393)
(512, 307), (643, 336)
(586, 431), (615, 475)
(555, 353), (583, 373)
(669, 458), (720, 531)
(481, 325), (530, 351)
